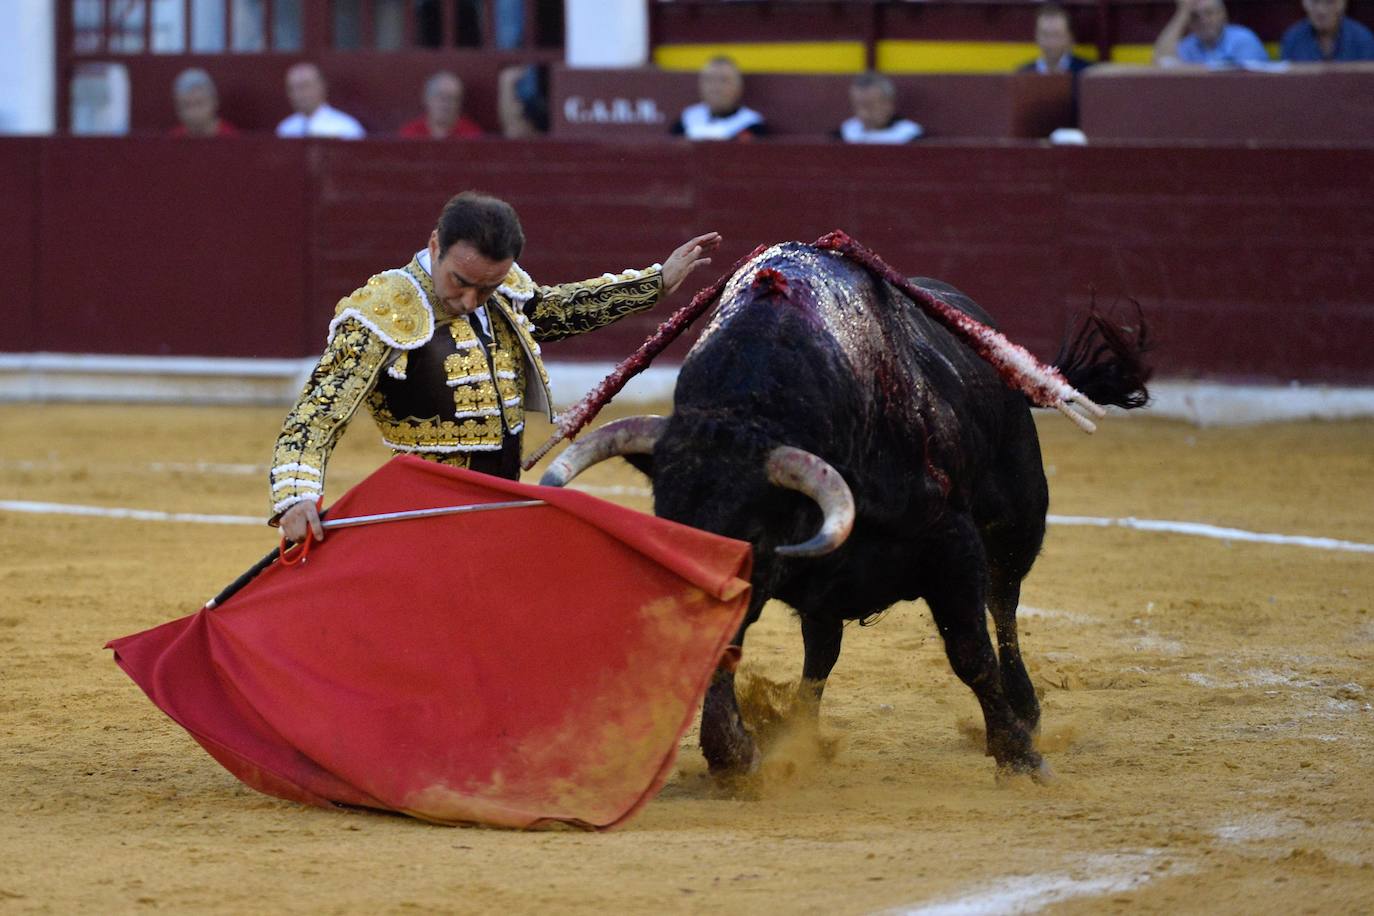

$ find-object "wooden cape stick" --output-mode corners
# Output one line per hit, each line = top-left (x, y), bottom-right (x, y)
(523, 230), (1107, 471)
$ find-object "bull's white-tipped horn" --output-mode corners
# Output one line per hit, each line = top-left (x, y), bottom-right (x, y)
(539, 415), (666, 487)
(767, 446), (856, 557)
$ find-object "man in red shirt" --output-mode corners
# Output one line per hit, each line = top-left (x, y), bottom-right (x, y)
(397, 72), (483, 139)
(169, 68), (238, 138)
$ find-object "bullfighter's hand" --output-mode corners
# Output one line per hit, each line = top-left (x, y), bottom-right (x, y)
(661, 232), (723, 297)
(280, 499), (325, 544)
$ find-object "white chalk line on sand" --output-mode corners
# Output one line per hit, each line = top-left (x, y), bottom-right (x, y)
(1, 493), (1371, 554)
(0, 500), (262, 526)
(885, 850), (1191, 916)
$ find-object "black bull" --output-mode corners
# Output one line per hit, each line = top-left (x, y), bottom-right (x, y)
(543, 242), (1151, 779)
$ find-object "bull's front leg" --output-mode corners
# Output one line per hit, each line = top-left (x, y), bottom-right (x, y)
(795, 614), (844, 718)
(700, 640), (759, 774)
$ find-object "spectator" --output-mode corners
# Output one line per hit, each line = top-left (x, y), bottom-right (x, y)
(398, 72), (483, 139)
(1153, 0), (1270, 67)
(670, 57), (767, 141)
(837, 72), (923, 144)
(1280, 0), (1374, 60)
(1020, 4), (1093, 73)
(276, 63), (366, 139)
(497, 65), (549, 138)
(169, 68), (238, 138)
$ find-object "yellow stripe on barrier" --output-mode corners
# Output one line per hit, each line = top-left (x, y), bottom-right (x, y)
(876, 41), (1101, 73)
(1108, 44), (1155, 64)
(654, 42), (867, 74)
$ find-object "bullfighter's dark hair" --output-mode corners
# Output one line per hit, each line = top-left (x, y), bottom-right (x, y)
(435, 191), (525, 262)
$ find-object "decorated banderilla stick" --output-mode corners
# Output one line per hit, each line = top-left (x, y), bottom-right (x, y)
(203, 500), (546, 609)
(523, 231), (1105, 468)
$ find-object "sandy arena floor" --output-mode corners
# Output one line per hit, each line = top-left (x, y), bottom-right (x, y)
(1, 402), (1372, 914)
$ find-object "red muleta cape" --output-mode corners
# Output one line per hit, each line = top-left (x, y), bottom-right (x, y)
(107, 456), (752, 829)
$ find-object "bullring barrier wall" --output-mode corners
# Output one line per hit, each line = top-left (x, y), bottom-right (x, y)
(1, 136), (1371, 385)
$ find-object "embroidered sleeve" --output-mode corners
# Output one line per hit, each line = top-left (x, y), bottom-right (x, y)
(267, 317), (390, 522)
(524, 266), (663, 343)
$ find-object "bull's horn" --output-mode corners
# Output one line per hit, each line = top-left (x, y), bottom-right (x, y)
(767, 446), (855, 557)
(539, 415), (666, 487)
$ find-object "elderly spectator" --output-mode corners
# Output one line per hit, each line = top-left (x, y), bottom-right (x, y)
(837, 72), (922, 144)
(1153, 0), (1270, 66)
(398, 72), (483, 139)
(169, 68), (238, 137)
(276, 63), (366, 139)
(671, 57), (767, 141)
(1020, 4), (1094, 73)
(1280, 0), (1374, 60)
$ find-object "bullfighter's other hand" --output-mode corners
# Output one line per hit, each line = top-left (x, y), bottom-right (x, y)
(280, 499), (325, 544)
(661, 232), (723, 296)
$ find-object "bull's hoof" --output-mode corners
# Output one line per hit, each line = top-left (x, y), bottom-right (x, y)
(995, 754), (1055, 786)
(703, 735), (761, 777)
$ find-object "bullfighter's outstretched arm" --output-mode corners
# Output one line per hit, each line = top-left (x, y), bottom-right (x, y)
(526, 232), (721, 342)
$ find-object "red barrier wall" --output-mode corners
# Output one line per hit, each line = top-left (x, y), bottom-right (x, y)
(1081, 64), (1374, 143)
(25, 139), (313, 357)
(2, 137), (1372, 383)
(0, 139), (40, 352)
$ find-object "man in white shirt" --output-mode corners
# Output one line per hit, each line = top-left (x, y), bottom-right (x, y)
(670, 57), (767, 141)
(276, 62), (366, 140)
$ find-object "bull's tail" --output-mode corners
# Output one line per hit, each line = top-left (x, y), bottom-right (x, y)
(1052, 304), (1153, 410)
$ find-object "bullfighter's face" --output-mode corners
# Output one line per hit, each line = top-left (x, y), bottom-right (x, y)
(427, 233), (514, 318)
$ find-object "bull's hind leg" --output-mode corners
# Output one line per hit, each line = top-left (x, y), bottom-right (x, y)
(925, 517), (1044, 777)
(987, 573), (1040, 734)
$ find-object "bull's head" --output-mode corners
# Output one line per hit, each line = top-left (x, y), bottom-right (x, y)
(539, 415), (855, 557)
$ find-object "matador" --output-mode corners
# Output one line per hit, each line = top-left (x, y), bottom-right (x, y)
(269, 191), (721, 542)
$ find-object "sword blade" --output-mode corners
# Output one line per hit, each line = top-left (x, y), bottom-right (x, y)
(204, 500), (545, 609)
(320, 499), (546, 531)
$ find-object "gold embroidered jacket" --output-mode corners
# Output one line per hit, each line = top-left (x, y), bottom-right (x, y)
(268, 255), (662, 519)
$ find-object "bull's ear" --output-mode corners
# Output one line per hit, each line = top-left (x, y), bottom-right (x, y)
(623, 454), (655, 481)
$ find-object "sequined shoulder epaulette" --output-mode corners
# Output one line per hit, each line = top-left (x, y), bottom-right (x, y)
(498, 262), (537, 307)
(329, 270), (434, 350)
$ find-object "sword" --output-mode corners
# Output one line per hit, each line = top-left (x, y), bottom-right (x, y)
(203, 499), (546, 609)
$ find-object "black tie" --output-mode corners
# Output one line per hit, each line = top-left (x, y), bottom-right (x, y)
(467, 312), (491, 348)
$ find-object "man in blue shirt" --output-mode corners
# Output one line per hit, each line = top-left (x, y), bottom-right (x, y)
(1281, 0), (1374, 60)
(1154, 0), (1270, 66)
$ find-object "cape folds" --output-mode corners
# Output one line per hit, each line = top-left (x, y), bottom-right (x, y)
(108, 456), (753, 829)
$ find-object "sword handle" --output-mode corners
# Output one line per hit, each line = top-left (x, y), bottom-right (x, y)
(204, 508), (329, 609)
